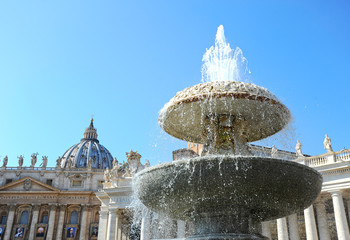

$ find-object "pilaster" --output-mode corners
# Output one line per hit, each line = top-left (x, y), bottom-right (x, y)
(96, 209), (107, 240)
(79, 205), (89, 240)
(56, 204), (67, 240)
(3, 204), (16, 240)
(46, 204), (57, 240)
(28, 204), (41, 240)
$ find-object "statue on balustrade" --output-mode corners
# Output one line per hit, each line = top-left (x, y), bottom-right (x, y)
(30, 153), (38, 168)
(56, 157), (61, 168)
(2, 156), (8, 168)
(42, 156), (48, 168)
(271, 145), (278, 157)
(296, 140), (304, 158)
(324, 134), (333, 153)
(18, 155), (24, 168)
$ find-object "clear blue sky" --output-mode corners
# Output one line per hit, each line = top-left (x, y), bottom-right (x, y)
(0, 0), (349, 167)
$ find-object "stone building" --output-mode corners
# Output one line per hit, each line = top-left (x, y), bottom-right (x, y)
(0, 120), (116, 240)
(99, 136), (350, 240)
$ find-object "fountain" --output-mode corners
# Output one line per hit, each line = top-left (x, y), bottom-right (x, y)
(134, 26), (322, 239)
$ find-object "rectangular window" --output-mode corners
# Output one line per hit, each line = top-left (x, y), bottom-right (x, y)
(5, 179), (12, 184)
(1, 215), (7, 224)
(46, 179), (53, 186)
(72, 180), (82, 187)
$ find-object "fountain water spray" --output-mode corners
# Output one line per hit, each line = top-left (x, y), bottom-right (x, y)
(202, 25), (250, 83)
(135, 25), (322, 240)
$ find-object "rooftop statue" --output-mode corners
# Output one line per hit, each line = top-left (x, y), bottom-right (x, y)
(271, 145), (278, 157)
(42, 156), (48, 168)
(30, 153), (38, 168)
(324, 134), (333, 153)
(2, 156), (8, 168)
(18, 155), (24, 168)
(56, 157), (61, 168)
(296, 140), (304, 158)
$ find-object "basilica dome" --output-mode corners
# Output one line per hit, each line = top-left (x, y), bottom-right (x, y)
(60, 119), (114, 169)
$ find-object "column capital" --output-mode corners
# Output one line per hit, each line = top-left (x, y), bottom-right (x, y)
(99, 210), (108, 217)
(32, 204), (41, 211)
(59, 204), (67, 211)
(7, 204), (16, 211)
(48, 203), (58, 211)
(328, 189), (344, 196)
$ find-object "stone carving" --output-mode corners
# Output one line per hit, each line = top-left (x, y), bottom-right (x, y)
(18, 155), (24, 168)
(104, 168), (111, 182)
(67, 157), (73, 169)
(125, 150), (142, 175)
(42, 156), (48, 168)
(30, 153), (39, 168)
(144, 160), (150, 168)
(324, 134), (333, 153)
(112, 157), (119, 169)
(2, 156), (8, 168)
(56, 157), (61, 168)
(296, 140), (304, 158)
(271, 145), (278, 158)
(23, 179), (32, 190)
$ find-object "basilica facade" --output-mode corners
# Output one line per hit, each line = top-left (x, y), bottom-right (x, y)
(0, 120), (146, 240)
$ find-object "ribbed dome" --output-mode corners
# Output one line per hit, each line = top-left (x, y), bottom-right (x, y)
(60, 119), (114, 169)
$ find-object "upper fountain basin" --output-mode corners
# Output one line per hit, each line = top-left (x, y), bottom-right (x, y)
(134, 155), (323, 222)
(159, 81), (291, 143)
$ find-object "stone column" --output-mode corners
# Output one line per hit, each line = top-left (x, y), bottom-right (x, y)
(304, 205), (318, 240)
(98, 210), (108, 240)
(106, 209), (119, 240)
(79, 205), (89, 240)
(140, 214), (151, 240)
(46, 204), (57, 240)
(287, 214), (300, 240)
(315, 201), (331, 240)
(117, 221), (122, 240)
(28, 204), (41, 240)
(177, 220), (186, 238)
(277, 217), (289, 240)
(331, 191), (350, 240)
(261, 221), (271, 239)
(3, 204), (16, 240)
(56, 205), (67, 240)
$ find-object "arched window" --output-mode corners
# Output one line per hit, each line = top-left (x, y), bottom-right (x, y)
(70, 211), (78, 224)
(41, 211), (49, 224)
(0, 212), (7, 224)
(20, 211), (29, 224)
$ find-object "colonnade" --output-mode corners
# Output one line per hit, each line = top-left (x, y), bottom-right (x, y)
(263, 190), (350, 240)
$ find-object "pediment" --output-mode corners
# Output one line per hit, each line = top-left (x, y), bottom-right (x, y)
(0, 176), (60, 192)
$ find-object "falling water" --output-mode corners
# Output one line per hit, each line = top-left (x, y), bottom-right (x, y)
(201, 25), (250, 83)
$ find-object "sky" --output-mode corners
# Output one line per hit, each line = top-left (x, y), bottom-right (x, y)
(0, 0), (349, 167)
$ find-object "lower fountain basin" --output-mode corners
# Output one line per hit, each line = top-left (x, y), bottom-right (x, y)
(134, 156), (322, 239)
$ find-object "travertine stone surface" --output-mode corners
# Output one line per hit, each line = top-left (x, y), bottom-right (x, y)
(159, 81), (291, 144)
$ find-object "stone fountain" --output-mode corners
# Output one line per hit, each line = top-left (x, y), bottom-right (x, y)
(134, 26), (322, 239)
